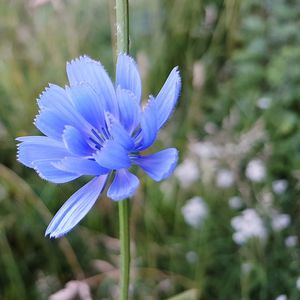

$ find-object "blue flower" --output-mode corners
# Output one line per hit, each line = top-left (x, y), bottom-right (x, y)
(17, 54), (181, 238)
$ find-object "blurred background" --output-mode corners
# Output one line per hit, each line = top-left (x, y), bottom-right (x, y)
(0, 0), (300, 299)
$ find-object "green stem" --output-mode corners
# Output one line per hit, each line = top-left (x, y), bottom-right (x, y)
(118, 200), (130, 300)
(116, 1), (130, 298)
(116, 0), (129, 54)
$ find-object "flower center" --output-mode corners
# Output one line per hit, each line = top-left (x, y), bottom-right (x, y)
(88, 124), (111, 151)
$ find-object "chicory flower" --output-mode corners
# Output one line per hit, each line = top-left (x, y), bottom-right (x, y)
(17, 54), (181, 238)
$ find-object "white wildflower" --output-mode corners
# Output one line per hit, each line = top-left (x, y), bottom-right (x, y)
(296, 277), (300, 290)
(272, 180), (288, 195)
(271, 213), (291, 232)
(189, 141), (220, 159)
(285, 236), (298, 248)
(185, 251), (198, 264)
(181, 196), (208, 228)
(175, 158), (200, 188)
(275, 295), (287, 300)
(257, 97), (272, 110)
(245, 159), (266, 182)
(229, 196), (243, 209)
(231, 209), (267, 245)
(216, 169), (235, 188)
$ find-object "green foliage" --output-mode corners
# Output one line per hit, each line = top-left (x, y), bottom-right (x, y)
(0, 0), (300, 299)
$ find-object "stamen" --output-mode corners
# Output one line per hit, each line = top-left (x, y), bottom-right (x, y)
(101, 124), (110, 140)
(88, 137), (101, 150)
(91, 128), (105, 143)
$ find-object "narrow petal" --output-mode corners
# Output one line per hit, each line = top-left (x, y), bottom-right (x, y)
(94, 140), (131, 170)
(132, 148), (178, 181)
(116, 54), (142, 102)
(17, 137), (68, 168)
(66, 83), (106, 129)
(16, 136), (63, 143)
(107, 169), (139, 201)
(35, 110), (67, 140)
(53, 157), (109, 176)
(66, 56), (117, 114)
(33, 160), (79, 183)
(110, 122), (135, 151)
(62, 126), (92, 157)
(37, 84), (73, 112)
(134, 97), (158, 151)
(36, 84), (93, 137)
(116, 87), (141, 134)
(105, 112), (135, 151)
(156, 67), (181, 128)
(45, 175), (108, 238)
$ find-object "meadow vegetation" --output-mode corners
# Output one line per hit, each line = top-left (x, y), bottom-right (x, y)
(0, 0), (299, 299)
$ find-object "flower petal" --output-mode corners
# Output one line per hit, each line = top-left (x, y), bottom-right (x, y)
(66, 56), (117, 114)
(107, 169), (139, 201)
(132, 148), (178, 181)
(33, 160), (79, 183)
(36, 84), (93, 137)
(156, 67), (181, 128)
(116, 87), (141, 134)
(94, 139), (131, 170)
(116, 54), (142, 102)
(37, 84), (73, 112)
(53, 157), (109, 176)
(35, 110), (67, 140)
(105, 112), (135, 151)
(134, 97), (158, 151)
(62, 126), (92, 157)
(16, 137), (68, 168)
(66, 83), (106, 130)
(45, 175), (108, 238)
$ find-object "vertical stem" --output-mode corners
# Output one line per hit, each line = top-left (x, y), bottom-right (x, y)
(116, 1), (130, 299)
(116, 0), (129, 54)
(118, 199), (130, 300)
